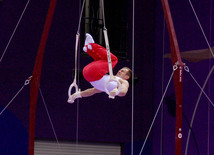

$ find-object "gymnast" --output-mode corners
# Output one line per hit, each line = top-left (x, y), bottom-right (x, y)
(68, 33), (132, 103)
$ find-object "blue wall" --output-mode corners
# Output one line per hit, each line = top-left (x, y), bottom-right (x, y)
(0, 106), (28, 155)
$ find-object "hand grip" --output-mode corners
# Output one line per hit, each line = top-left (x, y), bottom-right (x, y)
(104, 78), (121, 99)
(68, 82), (80, 99)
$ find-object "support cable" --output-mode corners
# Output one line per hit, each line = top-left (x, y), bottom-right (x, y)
(0, 0), (31, 64)
(29, 1), (58, 154)
(185, 65), (214, 155)
(184, 66), (214, 107)
(188, 0), (214, 58)
(131, 0), (135, 154)
(0, 76), (32, 115)
(161, 1), (184, 154)
(185, 1), (214, 154)
(207, 1), (213, 154)
(138, 64), (177, 155)
(67, 0), (86, 101)
(101, 0), (121, 98)
(39, 88), (63, 155)
(75, 0), (85, 150)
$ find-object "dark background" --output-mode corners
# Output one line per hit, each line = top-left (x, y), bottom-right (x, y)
(0, 0), (213, 155)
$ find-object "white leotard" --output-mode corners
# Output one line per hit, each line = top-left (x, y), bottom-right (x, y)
(90, 75), (121, 93)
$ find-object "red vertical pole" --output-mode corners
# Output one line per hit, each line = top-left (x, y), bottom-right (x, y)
(29, 0), (57, 155)
(161, 0), (184, 155)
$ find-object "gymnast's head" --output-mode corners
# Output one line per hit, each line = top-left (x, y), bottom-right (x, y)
(116, 67), (132, 80)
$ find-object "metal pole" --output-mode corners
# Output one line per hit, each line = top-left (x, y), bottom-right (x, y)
(161, 0), (184, 154)
(29, 0), (57, 154)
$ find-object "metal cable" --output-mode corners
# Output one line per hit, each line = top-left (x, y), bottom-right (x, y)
(138, 66), (176, 155)
(0, 0), (31, 63)
(39, 88), (63, 155)
(185, 1), (214, 154)
(131, 0), (135, 154)
(0, 76), (31, 115)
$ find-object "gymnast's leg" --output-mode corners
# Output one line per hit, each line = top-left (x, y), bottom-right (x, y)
(82, 33), (118, 82)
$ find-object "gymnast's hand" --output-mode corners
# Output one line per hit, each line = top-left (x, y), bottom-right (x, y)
(67, 91), (82, 103)
(109, 88), (118, 99)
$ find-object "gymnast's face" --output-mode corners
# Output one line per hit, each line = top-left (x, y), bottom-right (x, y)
(116, 68), (130, 80)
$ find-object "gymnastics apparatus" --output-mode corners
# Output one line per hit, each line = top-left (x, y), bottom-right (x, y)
(30, 0), (131, 154)
(139, 0), (214, 155)
(67, 2), (122, 102)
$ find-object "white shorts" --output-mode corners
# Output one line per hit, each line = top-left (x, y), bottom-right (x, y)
(90, 75), (121, 93)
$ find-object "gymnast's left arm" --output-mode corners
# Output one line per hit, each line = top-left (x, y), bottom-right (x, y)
(109, 79), (129, 97)
(118, 79), (129, 96)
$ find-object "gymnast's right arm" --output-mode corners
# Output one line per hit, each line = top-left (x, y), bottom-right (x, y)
(80, 88), (102, 97)
(68, 88), (102, 103)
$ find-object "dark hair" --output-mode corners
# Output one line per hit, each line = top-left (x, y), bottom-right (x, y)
(123, 67), (132, 80)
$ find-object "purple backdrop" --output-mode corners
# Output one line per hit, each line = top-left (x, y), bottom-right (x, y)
(154, 0), (214, 154)
(0, 0), (156, 154)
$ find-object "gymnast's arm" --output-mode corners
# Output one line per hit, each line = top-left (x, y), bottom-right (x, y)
(68, 80), (129, 103)
(110, 79), (129, 97)
(68, 88), (102, 103)
(80, 88), (102, 97)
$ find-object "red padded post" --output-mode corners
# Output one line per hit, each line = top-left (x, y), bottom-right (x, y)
(29, 0), (57, 154)
(161, 0), (184, 154)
